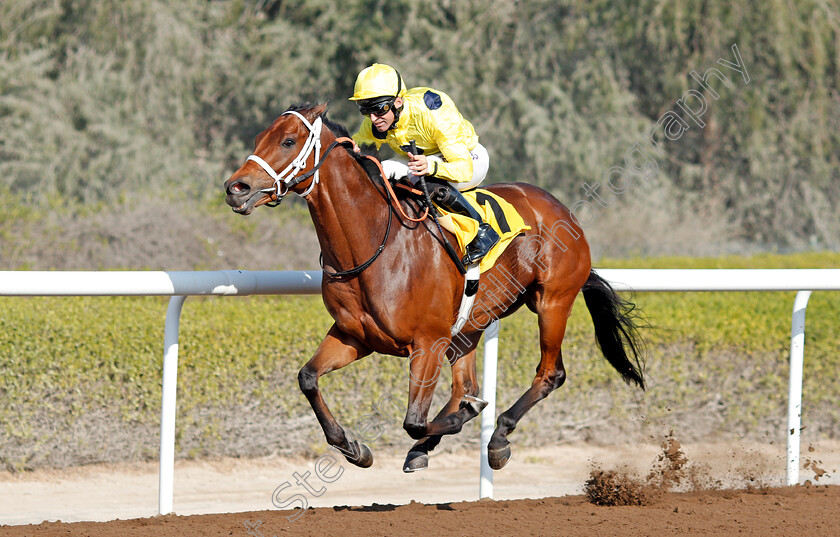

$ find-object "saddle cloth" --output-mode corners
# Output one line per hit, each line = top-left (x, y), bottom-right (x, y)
(435, 189), (530, 273)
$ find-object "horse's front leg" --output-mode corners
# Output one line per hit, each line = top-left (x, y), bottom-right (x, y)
(298, 324), (373, 467)
(403, 348), (486, 472)
(403, 339), (487, 443)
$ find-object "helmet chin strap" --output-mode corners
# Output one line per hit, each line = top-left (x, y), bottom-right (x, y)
(389, 102), (403, 131)
(389, 68), (403, 129)
(246, 110), (323, 200)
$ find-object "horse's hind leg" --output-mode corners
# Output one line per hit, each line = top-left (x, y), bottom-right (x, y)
(403, 349), (484, 472)
(487, 289), (577, 470)
(298, 324), (373, 467)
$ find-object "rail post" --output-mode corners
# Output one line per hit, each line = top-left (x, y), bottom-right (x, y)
(159, 295), (186, 515)
(479, 320), (500, 499)
(786, 290), (812, 486)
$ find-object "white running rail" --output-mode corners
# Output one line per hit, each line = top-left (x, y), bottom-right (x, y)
(2, 268), (839, 512)
(1, 270), (321, 515)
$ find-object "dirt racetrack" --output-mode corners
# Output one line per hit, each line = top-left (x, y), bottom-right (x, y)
(1, 485), (838, 536)
(2, 441), (838, 536)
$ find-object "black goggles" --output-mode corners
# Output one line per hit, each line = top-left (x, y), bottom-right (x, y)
(358, 98), (396, 117)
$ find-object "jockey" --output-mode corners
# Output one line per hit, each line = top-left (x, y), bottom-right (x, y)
(349, 63), (500, 266)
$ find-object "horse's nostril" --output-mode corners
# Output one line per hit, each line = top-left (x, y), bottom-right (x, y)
(228, 181), (250, 196)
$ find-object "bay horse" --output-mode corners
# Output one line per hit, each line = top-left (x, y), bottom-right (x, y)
(223, 103), (645, 472)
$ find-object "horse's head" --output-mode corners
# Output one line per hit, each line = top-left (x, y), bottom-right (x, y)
(225, 103), (329, 215)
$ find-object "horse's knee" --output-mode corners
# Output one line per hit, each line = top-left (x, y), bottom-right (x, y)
(403, 419), (427, 440)
(298, 366), (318, 395)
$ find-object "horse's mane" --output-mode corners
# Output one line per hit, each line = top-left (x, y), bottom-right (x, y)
(285, 102), (386, 188)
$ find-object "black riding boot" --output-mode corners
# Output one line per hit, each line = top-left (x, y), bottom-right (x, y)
(427, 179), (500, 266)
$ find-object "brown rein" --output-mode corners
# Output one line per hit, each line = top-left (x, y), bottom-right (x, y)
(332, 137), (430, 223)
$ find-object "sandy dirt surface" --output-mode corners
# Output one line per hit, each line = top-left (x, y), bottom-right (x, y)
(3, 485), (838, 537)
(1, 440), (838, 532)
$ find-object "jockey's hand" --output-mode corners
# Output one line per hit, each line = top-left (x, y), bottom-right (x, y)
(407, 152), (428, 176)
(352, 141), (361, 153)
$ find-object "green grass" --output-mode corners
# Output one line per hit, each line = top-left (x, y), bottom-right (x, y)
(2, 252), (839, 470)
(594, 253), (840, 360)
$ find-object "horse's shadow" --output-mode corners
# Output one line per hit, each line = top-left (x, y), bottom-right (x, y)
(332, 502), (456, 513)
(332, 503), (397, 513)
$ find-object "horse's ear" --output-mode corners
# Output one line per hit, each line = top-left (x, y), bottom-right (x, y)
(307, 102), (329, 121)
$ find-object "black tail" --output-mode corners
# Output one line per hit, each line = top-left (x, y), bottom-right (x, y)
(582, 269), (646, 390)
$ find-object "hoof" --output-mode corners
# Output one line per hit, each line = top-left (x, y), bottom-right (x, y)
(337, 440), (374, 468)
(462, 394), (488, 416)
(403, 450), (429, 473)
(488, 444), (511, 470)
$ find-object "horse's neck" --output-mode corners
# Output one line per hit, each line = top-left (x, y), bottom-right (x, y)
(305, 150), (390, 270)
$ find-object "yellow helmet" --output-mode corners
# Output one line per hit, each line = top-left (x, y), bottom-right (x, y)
(349, 63), (405, 101)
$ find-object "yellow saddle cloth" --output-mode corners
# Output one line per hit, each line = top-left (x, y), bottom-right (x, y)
(435, 189), (530, 273)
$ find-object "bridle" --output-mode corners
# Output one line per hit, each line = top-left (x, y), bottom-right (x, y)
(245, 110), (324, 201)
(243, 110), (402, 278)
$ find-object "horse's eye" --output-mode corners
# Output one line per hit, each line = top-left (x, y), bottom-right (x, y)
(282, 138), (295, 148)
